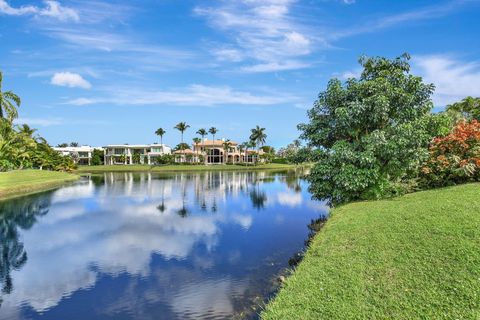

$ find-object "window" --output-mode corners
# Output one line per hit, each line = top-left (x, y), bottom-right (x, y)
(114, 148), (124, 154)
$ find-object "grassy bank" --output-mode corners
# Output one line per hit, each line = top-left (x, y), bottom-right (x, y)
(262, 183), (480, 319)
(0, 170), (79, 200)
(76, 163), (297, 173)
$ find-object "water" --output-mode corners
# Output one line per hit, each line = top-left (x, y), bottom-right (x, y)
(0, 170), (328, 319)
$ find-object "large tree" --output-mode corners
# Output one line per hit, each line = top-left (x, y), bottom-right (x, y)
(299, 53), (449, 205)
(174, 122), (190, 153)
(155, 128), (166, 146)
(0, 72), (21, 121)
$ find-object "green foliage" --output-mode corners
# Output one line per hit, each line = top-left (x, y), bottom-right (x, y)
(154, 154), (175, 165)
(0, 71), (21, 121)
(446, 96), (480, 121)
(285, 146), (315, 164)
(0, 119), (76, 172)
(174, 143), (190, 151)
(91, 149), (104, 166)
(299, 54), (440, 205)
(132, 153), (141, 164)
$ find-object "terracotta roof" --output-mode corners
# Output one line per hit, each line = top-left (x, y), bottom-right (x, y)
(197, 139), (238, 147)
(174, 149), (196, 154)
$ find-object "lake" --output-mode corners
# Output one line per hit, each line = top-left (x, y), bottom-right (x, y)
(0, 170), (328, 320)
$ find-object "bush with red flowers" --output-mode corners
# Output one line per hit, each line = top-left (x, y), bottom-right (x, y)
(421, 120), (480, 187)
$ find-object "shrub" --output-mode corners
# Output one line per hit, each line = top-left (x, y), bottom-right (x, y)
(420, 120), (480, 187)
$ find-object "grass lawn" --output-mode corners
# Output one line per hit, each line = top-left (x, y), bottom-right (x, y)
(262, 183), (480, 319)
(0, 170), (79, 200)
(76, 163), (298, 173)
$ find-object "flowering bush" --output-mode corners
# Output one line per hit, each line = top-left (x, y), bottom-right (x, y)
(421, 120), (480, 187)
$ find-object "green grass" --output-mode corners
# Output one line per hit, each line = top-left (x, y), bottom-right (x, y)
(262, 183), (480, 320)
(0, 170), (79, 200)
(76, 163), (297, 173)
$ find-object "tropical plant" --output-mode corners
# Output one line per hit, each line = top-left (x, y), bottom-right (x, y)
(209, 127), (218, 143)
(446, 96), (480, 122)
(174, 122), (190, 152)
(0, 71), (21, 121)
(155, 127), (166, 146)
(56, 143), (68, 148)
(222, 139), (232, 163)
(299, 53), (447, 205)
(196, 128), (207, 158)
(193, 137), (201, 161)
(250, 125), (267, 152)
(69, 142), (79, 147)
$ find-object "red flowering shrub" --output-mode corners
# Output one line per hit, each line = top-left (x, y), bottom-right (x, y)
(421, 120), (480, 187)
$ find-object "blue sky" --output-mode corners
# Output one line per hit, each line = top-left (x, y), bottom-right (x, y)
(1, 0), (480, 148)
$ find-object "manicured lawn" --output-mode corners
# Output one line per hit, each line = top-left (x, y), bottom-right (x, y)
(76, 163), (297, 173)
(262, 183), (480, 319)
(0, 170), (79, 200)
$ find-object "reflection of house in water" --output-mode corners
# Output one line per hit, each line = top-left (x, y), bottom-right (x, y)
(97, 171), (271, 213)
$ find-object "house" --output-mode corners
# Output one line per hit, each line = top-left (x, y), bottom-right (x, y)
(53, 146), (97, 165)
(174, 139), (265, 164)
(103, 144), (172, 165)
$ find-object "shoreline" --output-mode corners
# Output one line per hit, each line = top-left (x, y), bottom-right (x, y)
(0, 170), (79, 201)
(261, 183), (480, 319)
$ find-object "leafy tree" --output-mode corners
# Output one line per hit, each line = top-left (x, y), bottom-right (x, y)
(69, 142), (79, 147)
(0, 71), (21, 121)
(91, 149), (104, 166)
(155, 128), (166, 145)
(56, 143), (68, 148)
(299, 54), (447, 205)
(446, 96), (480, 121)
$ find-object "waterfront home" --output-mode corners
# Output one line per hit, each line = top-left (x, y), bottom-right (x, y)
(174, 139), (264, 164)
(53, 146), (97, 165)
(104, 144), (171, 165)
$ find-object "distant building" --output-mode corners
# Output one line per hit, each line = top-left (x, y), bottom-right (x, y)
(174, 139), (264, 164)
(103, 144), (172, 165)
(53, 146), (97, 165)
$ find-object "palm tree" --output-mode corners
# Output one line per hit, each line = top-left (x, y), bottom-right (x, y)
(174, 122), (190, 153)
(248, 139), (257, 165)
(0, 72), (21, 121)
(193, 137), (201, 162)
(250, 125), (267, 150)
(155, 128), (166, 147)
(208, 127), (218, 143)
(17, 124), (36, 138)
(196, 128), (207, 159)
(222, 139), (232, 164)
(70, 142), (79, 147)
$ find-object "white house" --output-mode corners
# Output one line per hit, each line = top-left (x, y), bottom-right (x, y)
(103, 144), (172, 165)
(53, 146), (97, 165)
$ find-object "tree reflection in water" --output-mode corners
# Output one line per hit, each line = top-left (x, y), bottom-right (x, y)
(0, 193), (51, 295)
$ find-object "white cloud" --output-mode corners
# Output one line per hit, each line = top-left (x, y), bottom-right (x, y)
(277, 191), (302, 207)
(413, 55), (480, 106)
(0, 0), (79, 21)
(51, 72), (91, 89)
(15, 117), (63, 126)
(65, 84), (299, 106)
(241, 60), (310, 73)
(195, 0), (315, 72)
